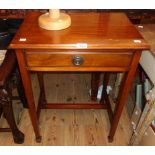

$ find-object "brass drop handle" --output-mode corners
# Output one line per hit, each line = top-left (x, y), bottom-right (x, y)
(72, 56), (84, 66)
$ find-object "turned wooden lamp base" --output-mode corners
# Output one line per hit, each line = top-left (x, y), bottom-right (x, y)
(38, 9), (71, 30)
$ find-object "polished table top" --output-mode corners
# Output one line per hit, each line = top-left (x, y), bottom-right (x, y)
(9, 12), (149, 50)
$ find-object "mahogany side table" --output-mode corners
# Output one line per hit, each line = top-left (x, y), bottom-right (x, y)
(9, 12), (149, 142)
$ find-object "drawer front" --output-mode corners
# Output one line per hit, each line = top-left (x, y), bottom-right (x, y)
(25, 52), (133, 67)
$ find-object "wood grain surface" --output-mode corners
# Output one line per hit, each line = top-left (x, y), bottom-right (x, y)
(9, 12), (149, 50)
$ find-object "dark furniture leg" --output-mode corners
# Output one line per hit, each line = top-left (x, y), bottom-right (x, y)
(0, 88), (24, 144)
(91, 72), (101, 101)
(100, 73), (113, 123)
(0, 50), (25, 144)
(100, 73), (110, 103)
(0, 105), (2, 118)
